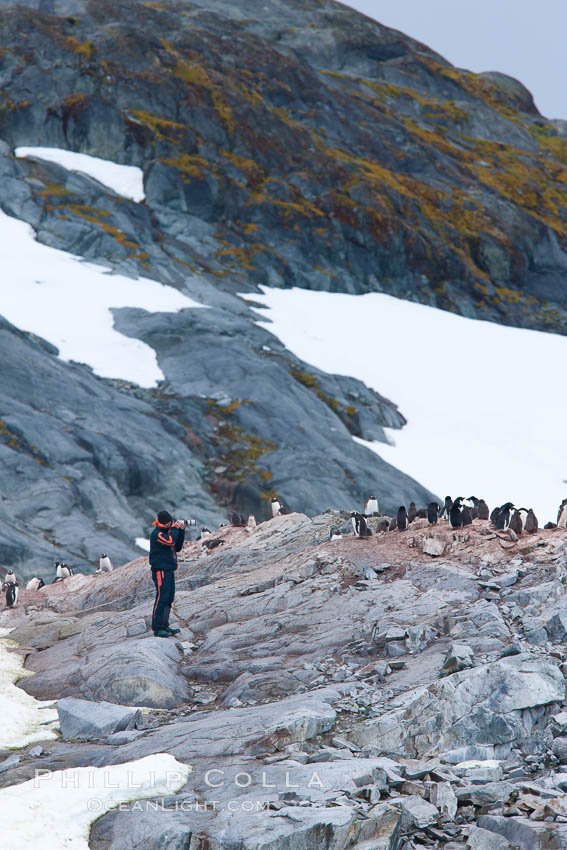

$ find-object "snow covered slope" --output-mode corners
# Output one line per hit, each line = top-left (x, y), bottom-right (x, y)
(0, 629), (58, 748)
(0, 209), (204, 387)
(15, 147), (145, 201)
(252, 287), (567, 523)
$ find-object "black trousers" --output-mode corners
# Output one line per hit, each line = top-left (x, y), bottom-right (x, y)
(151, 569), (175, 631)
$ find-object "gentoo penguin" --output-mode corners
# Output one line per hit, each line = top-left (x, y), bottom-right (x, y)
(247, 514), (256, 529)
(230, 512), (246, 527)
(201, 538), (225, 554)
(377, 518), (390, 533)
(97, 554), (113, 573)
(25, 576), (45, 591)
(365, 497), (379, 517)
(200, 527), (211, 539)
(461, 505), (473, 526)
(271, 497), (281, 518)
(3, 571), (18, 608)
(449, 498), (464, 529)
(415, 507), (427, 519)
(544, 521), (557, 530)
(557, 499), (567, 528)
(329, 527), (343, 540)
(496, 503), (515, 530)
(396, 506), (408, 532)
(490, 506), (501, 526)
(407, 502), (417, 523)
(477, 499), (490, 520)
(509, 510), (523, 536)
(55, 562), (73, 581)
(388, 517), (397, 531)
(351, 512), (371, 538)
(427, 502), (440, 525)
(440, 497), (453, 520)
(468, 497), (479, 520)
(525, 509), (539, 534)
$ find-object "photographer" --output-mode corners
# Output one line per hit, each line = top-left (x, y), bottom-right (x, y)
(149, 510), (185, 637)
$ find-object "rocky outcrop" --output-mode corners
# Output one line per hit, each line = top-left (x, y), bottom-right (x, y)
(4, 512), (567, 848)
(0, 0), (565, 334)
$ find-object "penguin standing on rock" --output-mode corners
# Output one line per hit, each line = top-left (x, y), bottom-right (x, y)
(54, 562), (73, 582)
(461, 505), (473, 526)
(26, 576), (45, 591)
(247, 514), (256, 529)
(396, 506), (408, 531)
(388, 517), (397, 531)
(490, 506), (501, 526)
(427, 502), (440, 525)
(449, 498), (464, 529)
(377, 518), (390, 532)
(525, 509), (539, 534)
(351, 512), (371, 538)
(97, 554), (113, 573)
(408, 502), (417, 523)
(329, 527), (343, 540)
(509, 510), (523, 536)
(365, 497), (379, 517)
(477, 499), (490, 520)
(271, 497), (281, 518)
(440, 497), (453, 520)
(496, 503), (515, 530)
(557, 499), (567, 528)
(3, 570), (19, 608)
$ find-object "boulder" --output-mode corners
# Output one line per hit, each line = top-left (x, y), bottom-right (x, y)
(429, 781), (458, 819)
(442, 643), (474, 676)
(478, 814), (567, 849)
(423, 536), (446, 557)
(466, 825), (512, 850)
(57, 698), (141, 741)
(396, 794), (439, 829)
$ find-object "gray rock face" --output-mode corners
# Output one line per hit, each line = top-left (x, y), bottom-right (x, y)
(57, 698), (141, 741)
(350, 655), (564, 757)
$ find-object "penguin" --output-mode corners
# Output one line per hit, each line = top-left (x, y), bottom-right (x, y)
(377, 518), (390, 533)
(388, 517), (397, 531)
(55, 563), (73, 581)
(525, 509), (539, 534)
(440, 497), (453, 521)
(247, 514), (256, 529)
(415, 507), (427, 518)
(201, 538), (225, 554)
(468, 497), (479, 520)
(477, 499), (490, 521)
(557, 499), (567, 528)
(271, 498), (281, 518)
(544, 521), (557, 530)
(199, 527), (211, 539)
(449, 498), (464, 529)
(365, 497), (379, 517)
(329, 527), (343, 540)
(427, 502), (440, 525)
(97, 554), (113, 573)
(396, 506), (408, 532)
(496, 503), (515, 530)
(407, 502), (417, 523)
(461, 505), (473, 526)
(490, 506), (501, 526)
(517, 508), (529, 528)
(509, 510), (523, 536)
(3, 573), (18, 608)
(25, 577), (45, 591)
(351, 512), (371, 538)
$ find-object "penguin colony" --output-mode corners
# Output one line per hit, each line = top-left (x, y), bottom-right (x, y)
(335, 494), (547, 538)
(0, 493), (564, 610)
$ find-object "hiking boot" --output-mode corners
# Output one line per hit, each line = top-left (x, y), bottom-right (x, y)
(165, 626), (181, 635)
(153, 629), (172, 637)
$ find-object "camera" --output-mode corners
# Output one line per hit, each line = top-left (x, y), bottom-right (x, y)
(181, 519), (196, 526)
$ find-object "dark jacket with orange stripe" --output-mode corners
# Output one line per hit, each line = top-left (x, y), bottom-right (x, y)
(149, 522), (185, 572)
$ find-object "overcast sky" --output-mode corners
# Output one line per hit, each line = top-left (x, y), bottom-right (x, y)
(340, 0), (566, 120)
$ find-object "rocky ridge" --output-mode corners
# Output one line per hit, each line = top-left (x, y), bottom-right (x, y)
(3, 511), (567, 848)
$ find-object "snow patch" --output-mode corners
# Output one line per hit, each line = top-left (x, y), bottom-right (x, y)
(250, 287), (567, 522)
(0, 628), (58, 749)
(0, 209), (204, 387)
(0, 753), (190, 850)
(15, 146), (145, 201)
(135, 537), (151, 552)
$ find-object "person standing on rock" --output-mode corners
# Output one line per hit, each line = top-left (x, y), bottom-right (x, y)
(149, 510), (185, 637)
